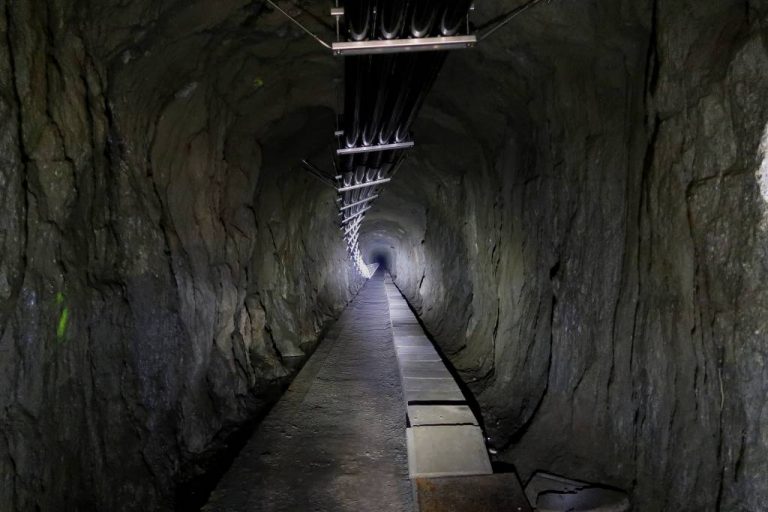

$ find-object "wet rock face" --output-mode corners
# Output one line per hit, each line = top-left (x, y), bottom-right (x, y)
(0, 1), (361, 510)
(366, 0), (768, 510)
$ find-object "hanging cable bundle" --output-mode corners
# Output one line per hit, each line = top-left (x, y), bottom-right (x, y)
(333, 2), (472, 276)
(267, 0), (552, 275)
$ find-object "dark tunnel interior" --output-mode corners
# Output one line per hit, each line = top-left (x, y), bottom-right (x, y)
(1, 0), (768, 511)
(370, 249), (392, 272)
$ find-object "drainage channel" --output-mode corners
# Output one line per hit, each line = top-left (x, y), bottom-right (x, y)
(383, 275), (532, 512)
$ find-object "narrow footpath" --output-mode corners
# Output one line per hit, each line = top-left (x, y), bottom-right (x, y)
(204, 271), (412, 512)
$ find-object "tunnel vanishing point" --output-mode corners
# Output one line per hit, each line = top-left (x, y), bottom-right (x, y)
(1, 0), (768, 511)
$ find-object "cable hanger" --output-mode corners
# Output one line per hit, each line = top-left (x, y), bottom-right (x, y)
(264, 0), (550, 54)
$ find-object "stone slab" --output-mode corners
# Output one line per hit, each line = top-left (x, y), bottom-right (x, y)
(400, 363), (452, 380)
(396, 345), (438, 354)
(392, 318), (420, 326)
(396, 351), (443, 363)
(398, 366), (453, 380)
(392, 324), (419, 332)
(392, 322), (420, 329)
(404, 389), (465, 403)
(406, 425), (492, 478)
(403, 377), (462, 392)
(407, 405), (478, 426)
(413, 474), (532, 512)
(393, 325), (426, 336)
(395, 343), (439, 359)
(393, 335), (432, 347)
(396, 350), (440, 359)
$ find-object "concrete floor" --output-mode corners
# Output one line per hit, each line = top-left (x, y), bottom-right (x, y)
(204, 272), (412, 512)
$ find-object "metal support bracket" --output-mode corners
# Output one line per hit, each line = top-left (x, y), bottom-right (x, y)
(337, 141), (414, 156)
(342, 221), (361, 235)
(265, 0), (548, 54)
(337, 177), (391, 193)
(339, 194), (379, 211)
(301, 159), (338, 190)
(340, 206), (371, 224)
(265, 0), (332, 49)
(331, 35), (477, 56)
(478, 0), (548, 41)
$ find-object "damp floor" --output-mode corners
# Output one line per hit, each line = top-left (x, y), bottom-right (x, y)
(204, 271), (412, 512)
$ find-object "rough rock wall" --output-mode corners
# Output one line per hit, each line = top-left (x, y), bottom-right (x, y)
(0, 1), (361, 510)
(375, 1), (768, 509)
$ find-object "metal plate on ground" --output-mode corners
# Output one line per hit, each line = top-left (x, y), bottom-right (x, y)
(413, 474), (532, 512)
(406, 425), (492, 478)
(407, 405), (478, 426)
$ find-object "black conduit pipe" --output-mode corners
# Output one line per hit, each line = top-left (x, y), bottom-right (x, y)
(441, 0), (474, 35)
(344, 0), (373, 41)
(395, 53), (448, 142)
(336, 1), (474, 251)
(377, 0), (408, 39)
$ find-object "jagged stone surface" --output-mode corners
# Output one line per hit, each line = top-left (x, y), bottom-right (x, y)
(368, 1), (768, 510)
(1, 0), (767, 511)
(0, 1), (362, 510)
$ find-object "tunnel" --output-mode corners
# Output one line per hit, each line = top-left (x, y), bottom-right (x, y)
(1, 0), (767, 511)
